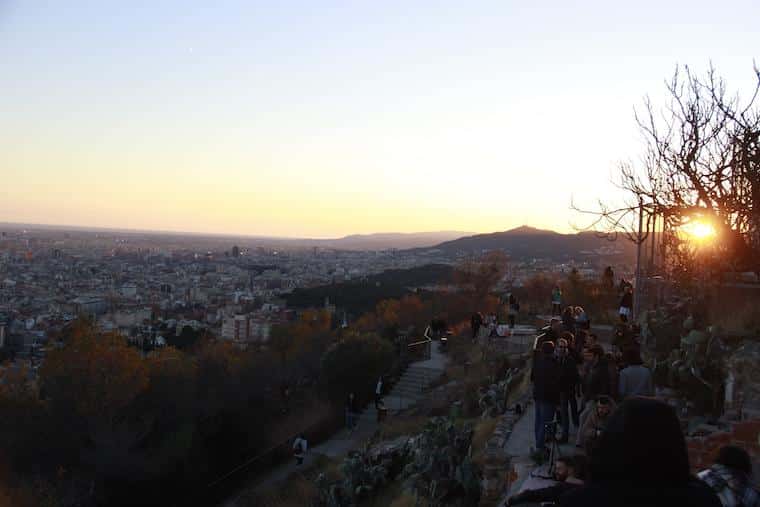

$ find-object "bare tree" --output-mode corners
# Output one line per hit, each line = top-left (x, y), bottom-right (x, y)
(576, 64), (760, 278)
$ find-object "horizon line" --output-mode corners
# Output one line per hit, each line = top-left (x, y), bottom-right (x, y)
(0, 220), (490, 242)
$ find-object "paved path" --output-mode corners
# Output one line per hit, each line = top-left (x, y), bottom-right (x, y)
(500, 399), (582, 506)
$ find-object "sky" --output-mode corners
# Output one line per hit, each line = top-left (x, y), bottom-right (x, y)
(1, 1), (758, 238)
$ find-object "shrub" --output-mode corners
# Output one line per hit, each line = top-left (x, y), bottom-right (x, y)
(321, 333), (394, 406)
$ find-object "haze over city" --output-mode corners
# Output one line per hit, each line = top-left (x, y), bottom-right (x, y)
(2, 1), (758, 237)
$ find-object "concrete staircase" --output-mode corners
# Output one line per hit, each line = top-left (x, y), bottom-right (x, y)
(358, 344), (448, 423)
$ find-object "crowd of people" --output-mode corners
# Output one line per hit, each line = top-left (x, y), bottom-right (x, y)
(525, 297), (758, 507)
(511, 398), (759, 506)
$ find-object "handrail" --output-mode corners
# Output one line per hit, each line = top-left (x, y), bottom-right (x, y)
(408, 338), (432, 348)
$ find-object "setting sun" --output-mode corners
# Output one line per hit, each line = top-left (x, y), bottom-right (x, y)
(682, 220), (716, 242)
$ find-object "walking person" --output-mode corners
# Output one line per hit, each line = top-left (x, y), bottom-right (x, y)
(345, 392), (358, 433)
(374, 377), (383, 409)
(552, 285), (563, 316)
(532, 341), (561, 454)
(292, 434), (308, 466)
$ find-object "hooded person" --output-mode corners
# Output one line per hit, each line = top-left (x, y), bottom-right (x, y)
(698, 446), (760, 507)
(560, 397), (722, 507)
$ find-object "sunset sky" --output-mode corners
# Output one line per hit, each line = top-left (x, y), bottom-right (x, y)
(2, 1), (758, 238)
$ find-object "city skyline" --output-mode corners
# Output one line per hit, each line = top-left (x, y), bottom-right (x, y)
(2, 1), (759, 237)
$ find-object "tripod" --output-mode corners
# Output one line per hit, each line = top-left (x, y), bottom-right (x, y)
(531, 417), (562, 480)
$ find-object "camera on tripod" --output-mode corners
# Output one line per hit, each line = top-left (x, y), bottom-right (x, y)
(544, 419), (559, 444)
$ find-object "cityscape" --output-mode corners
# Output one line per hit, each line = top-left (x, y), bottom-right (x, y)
(2, 1), (759, 507)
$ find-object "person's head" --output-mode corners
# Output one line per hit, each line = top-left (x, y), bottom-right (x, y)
(555, 456), (574, 481)
(622, 347), (644, 367)
(575, 306), (585, 316)
(589, 398), (690, 486)
(562, 306), (574, 318)
(596, 396), (613, 418)
(588, 333), (598, 346)
(560, 331), (575, 345)
(715, 445), (753, 476)
(556, 338), (569, 357)
(541, 341), (555, 356)
(348, 392), (354, 400)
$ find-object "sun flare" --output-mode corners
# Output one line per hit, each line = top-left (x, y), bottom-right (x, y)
(682, 220), (716, 241)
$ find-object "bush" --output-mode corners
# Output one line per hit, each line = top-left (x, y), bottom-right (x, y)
(321, 333), (394, 406)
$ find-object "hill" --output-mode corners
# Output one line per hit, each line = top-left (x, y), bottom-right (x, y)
(430, 226), (635, 261)
(284, 264), (454, 314)
(305, 231), (472, 250)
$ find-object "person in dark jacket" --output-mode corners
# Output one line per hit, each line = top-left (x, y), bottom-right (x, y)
(578, 345), (612, 432)
(345, 392), (358, 432)
(507, 293), (519, 328)
(698, 446), (760, 507)
(532, 341), (561, 451)
(556, 338), (580, 442)
(583, 345), (611, 406)
(560, 397), (722, 507)
(508, 455), (586, 506)
(562, 306), (576, 335)
(471, 312), (483, 341)
(581, 344), (611, 407)
(619, 285), (633, 322)
(536, 318), (562, 347)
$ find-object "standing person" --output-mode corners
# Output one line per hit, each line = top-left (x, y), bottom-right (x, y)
(577, 395), (616, 453)
(552, 286), (563, 316)
(582, 345), (612, 406)
(619, 285), (633, 322)
(537, 318), (562, 347)
(292, 434), (308, 466)
(345, 392), (358, 433)
(574, 306), (590, 331)
(556, 338), (580, 443)
(508, 293), (519, 329)
(698, 446), (760, 507)
(471, 312), (483, 342)
(531, 341), (561, 453)
(562, 306), (577, 335)
(561, 398), (722, 507)
(618, 349), (654, 399)
(606, 352), (620, 402)
(374, 377), (383, 409)
(578, 345), (611, 432)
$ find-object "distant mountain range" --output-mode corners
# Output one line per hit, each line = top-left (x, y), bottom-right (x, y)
(0, 222), (472, 251)
(427, 225), (636, 261)
(303, 231), (474, 250)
